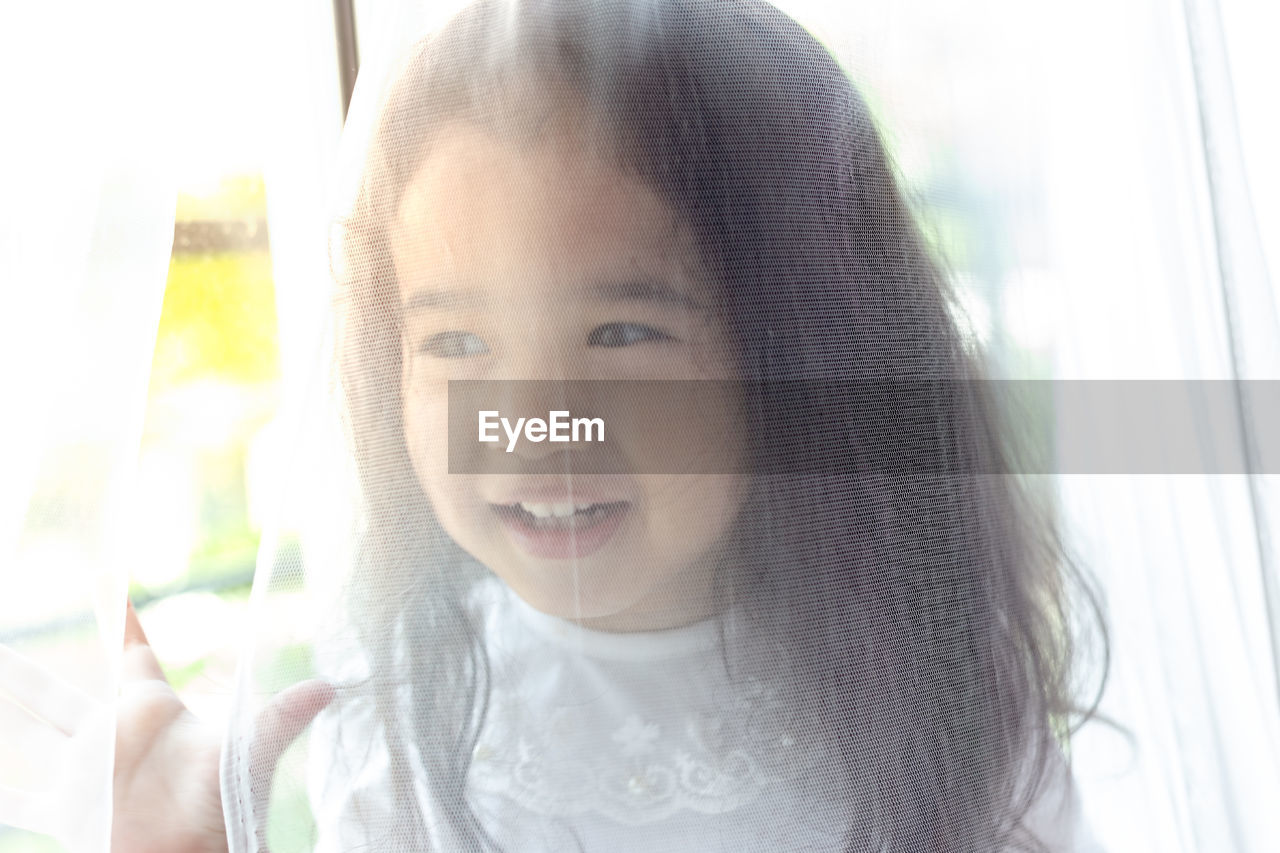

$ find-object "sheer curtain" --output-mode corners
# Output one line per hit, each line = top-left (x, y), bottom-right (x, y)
(783, 0), (1280, 843)
(0, 2), (178, 850)
(0, 1), (343, 851)
(1, 0), (1276, 851)
(1043, 0), (1280, 847)
(797, 0), (1280, 847)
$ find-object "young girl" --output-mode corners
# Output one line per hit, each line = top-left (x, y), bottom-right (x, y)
(109, 0), (1108, 850)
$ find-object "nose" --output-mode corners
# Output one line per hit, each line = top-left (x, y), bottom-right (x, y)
(464, 311), (602, 469)
(478, 372), (575, 462)
(490, 329), (577, 461)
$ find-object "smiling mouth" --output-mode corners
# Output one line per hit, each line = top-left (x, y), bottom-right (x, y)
(491, 500), (631, 530)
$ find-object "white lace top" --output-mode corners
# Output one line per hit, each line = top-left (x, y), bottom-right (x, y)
(308, 574), (1106, 852)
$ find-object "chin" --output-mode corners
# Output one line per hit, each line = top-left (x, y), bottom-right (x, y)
(499, 565), (644, 619)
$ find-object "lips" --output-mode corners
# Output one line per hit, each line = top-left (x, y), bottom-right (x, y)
(512, 497), (620, 516)
(489, 499), (631, 559)
(494, 499), (628, 524)
(480, 477), (636, 559)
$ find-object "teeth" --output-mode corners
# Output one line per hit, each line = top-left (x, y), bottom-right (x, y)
(518, 501), (595, 518)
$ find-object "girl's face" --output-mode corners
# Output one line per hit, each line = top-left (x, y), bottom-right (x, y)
(390, 111), (747, 632)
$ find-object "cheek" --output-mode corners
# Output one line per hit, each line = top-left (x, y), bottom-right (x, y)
(401, 384), (464, 535)
(405, 436), (481, 552)
(402, 381), (450, 478)
(642, 474), (746, 557)
(601, 385), (745, 481)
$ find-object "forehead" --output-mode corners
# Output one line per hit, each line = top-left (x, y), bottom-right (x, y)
(389, 119), (702, 300)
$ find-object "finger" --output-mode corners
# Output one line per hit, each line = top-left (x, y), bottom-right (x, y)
(123, 597), (150, 647)
(247, 680), (335, 780)
(121, 598), (167, 684)
(245, 680), (334, 849)
(0, 643), (98, 736)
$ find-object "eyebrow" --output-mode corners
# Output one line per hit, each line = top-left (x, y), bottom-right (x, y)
(401, 278), (707, 313)
(590, 279), (708, 312)
(403, 287), (484, 313)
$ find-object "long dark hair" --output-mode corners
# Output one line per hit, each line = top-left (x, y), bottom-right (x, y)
(333, 0), (1108, 849)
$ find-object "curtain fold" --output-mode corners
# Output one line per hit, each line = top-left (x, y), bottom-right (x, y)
(1047, 0), (1280, 848)
(0, 3), (178, 850)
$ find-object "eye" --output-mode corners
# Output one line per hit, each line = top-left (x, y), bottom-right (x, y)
(588, 322), (674, 348)
(418, 330), (489, 359)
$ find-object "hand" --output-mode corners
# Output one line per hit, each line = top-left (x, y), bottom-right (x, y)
(0, 599), (333, 853)
(112, 599), (335, 853)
